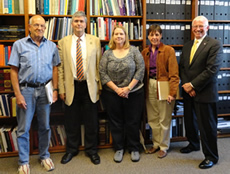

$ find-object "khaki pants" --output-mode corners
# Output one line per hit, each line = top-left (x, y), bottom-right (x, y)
(146, 79), (175, 151)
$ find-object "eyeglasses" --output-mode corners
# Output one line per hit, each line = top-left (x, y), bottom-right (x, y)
(192, 25), (206, 29)
(32, 24), (46, 29)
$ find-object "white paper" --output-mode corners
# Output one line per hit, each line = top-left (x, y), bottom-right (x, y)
(45, 81), (53, 105)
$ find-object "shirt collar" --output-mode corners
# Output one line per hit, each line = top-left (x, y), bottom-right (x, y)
(73, 33), (86, 42)
(27, 35), (47, 43)
(149, 44), (160, 53)
(194, 34), (206, 43)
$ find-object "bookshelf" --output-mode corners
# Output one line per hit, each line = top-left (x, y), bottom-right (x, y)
(1, 0), (230, 158)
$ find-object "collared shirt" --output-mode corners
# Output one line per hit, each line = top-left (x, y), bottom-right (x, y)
(149, 44), (159, 78)
(71, 34), (87, 80)
(8, 35), (60, 84)
(194, 34), (207, 49)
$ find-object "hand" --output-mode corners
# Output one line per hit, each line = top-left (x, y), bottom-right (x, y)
(189, 89), (196, 97)
(167, 95), (175, 104)
(182, 83), (193, 93)
(16, 94), (27, 109)
(53, 91), (58, 103)
(116, 87), (129, 98)
(59, 93), (66, 101)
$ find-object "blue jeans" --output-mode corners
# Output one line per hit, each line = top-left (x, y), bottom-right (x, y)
(17, 86), (51, 165)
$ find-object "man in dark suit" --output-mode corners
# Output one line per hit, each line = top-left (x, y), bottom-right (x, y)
(179, 16), (223, 169)
(58, 11), (101, 165)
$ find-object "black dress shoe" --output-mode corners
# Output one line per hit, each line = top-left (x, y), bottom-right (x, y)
(180, 146), (200, 153)
(61, 152), (78, 164)
(88, 153), (100, 165)
(199, 159), (216, 169)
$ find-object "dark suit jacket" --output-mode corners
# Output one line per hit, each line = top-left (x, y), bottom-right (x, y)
(179, 36), (223, 103)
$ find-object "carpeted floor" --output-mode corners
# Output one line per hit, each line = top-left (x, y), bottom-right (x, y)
(0, 138), (230, 174)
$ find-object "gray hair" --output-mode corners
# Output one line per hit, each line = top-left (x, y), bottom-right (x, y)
(72, 11), (87, 23)
(192, 16), (209, 27)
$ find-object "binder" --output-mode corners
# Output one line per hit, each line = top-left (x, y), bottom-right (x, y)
(159, 0), (166, 19)
(208, 0), (215, 20)
(165, 24), (171, 45)
(217, 24), (224, 44)
(160, 23), (166, 44)
(175, 24), (181, 45)
(180, 0), (186, 19)
(184, 24), (191, 44)
(165, 0), (171, 19)
(146, 0), (150, 19)
(154, 0), (161, 19)
(223, 24), (229, 44)
(185, 0), (191, 19)
(222, 0), (228, 20)
(149, 0), (156, 19)
(208, 24), (215, 39)
(170, 24), (176, 45)
(175, 0), (181, 19)
(214, 0), (221, 20)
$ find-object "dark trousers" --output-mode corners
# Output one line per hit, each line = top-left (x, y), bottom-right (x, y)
(64, 81), (98, 155)
(102, 87), (144, 152)
(183, 96), (219, 162)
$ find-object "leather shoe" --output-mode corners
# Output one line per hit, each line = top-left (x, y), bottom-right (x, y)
(88, 153), (100, 165)
(199, 159), (216, 169)
(61, 152), (78, 164)
(180, 146), (200, 153)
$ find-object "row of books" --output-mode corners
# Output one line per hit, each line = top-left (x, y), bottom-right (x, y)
(208, 23), (230, 45)
(222, 48), (230, 68)
(0, 45), (11, 66)
(0, 126), (18, 153)
(199, 0), (230, 20)
(0, 0), (24, 14)
(29, 0), (85, 15)
(146, 0), (192, 20)
(90, 0), (142, 16)
(217, 118), (230, 134)
(32, 120), (111, 150)
(217, 93), (230, 115)
(217, 70), (230, 91)
(0, 68), (12, 92)
(44, 17), (72, 40)
(0, 25), (25, 40)
(0, 94), (16, 117)
(33, 125), (66, 149)
(91, 17), (143, 40)
(146, 23), (191, 46)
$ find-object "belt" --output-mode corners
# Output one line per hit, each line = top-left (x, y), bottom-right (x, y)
(74, 80), (86, 84)
(20, 80), (50, 88)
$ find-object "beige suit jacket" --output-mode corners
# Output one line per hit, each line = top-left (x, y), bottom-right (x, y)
(58, 34), (102, 106)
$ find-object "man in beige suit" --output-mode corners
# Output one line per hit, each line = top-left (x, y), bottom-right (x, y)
(58, 11), (102, 165)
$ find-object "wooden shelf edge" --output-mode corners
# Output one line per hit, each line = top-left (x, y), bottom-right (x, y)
(0, 151), (18, 157)
(146, 19), (192, 22)
(90, 15), (143, 18)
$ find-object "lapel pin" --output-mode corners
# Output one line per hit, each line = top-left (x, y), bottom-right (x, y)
(204, 43), (207, 45)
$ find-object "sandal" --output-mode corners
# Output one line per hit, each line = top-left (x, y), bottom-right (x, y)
(147, 147), (159, 154)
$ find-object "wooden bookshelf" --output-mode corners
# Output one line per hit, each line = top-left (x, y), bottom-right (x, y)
(1, 0), (230, 158)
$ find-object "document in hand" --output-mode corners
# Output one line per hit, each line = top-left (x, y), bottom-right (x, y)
(45, 81), (53, 105)
(157, 81), (180, 100)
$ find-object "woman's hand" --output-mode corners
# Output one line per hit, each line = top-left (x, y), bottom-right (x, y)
(167, 95), (175, 104)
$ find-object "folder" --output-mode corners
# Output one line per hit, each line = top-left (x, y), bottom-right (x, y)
(146, 0), (150, 19)
(157, 81), (180, 100)
(45, 80), (53, 105)
(222, 0), (228, 20)
(184, 24), (191, 44)
(159, 0), (166, 19)
(180, 0), (186, 19)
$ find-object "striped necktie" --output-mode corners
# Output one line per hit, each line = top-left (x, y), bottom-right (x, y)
(190, 40), (199, 64)
(76, 38), (84, 80)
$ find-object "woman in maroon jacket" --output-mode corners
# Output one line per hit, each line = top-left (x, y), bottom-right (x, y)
(141, 24), (179, 158)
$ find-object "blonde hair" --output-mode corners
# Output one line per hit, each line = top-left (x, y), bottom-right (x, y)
(109, 25), (130, 50)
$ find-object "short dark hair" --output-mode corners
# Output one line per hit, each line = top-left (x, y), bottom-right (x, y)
(148, 24), (162, 35)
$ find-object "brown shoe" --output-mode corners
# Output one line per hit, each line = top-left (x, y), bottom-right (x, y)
(158, 150), (167, 158)
(147, 147), (159, 154)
